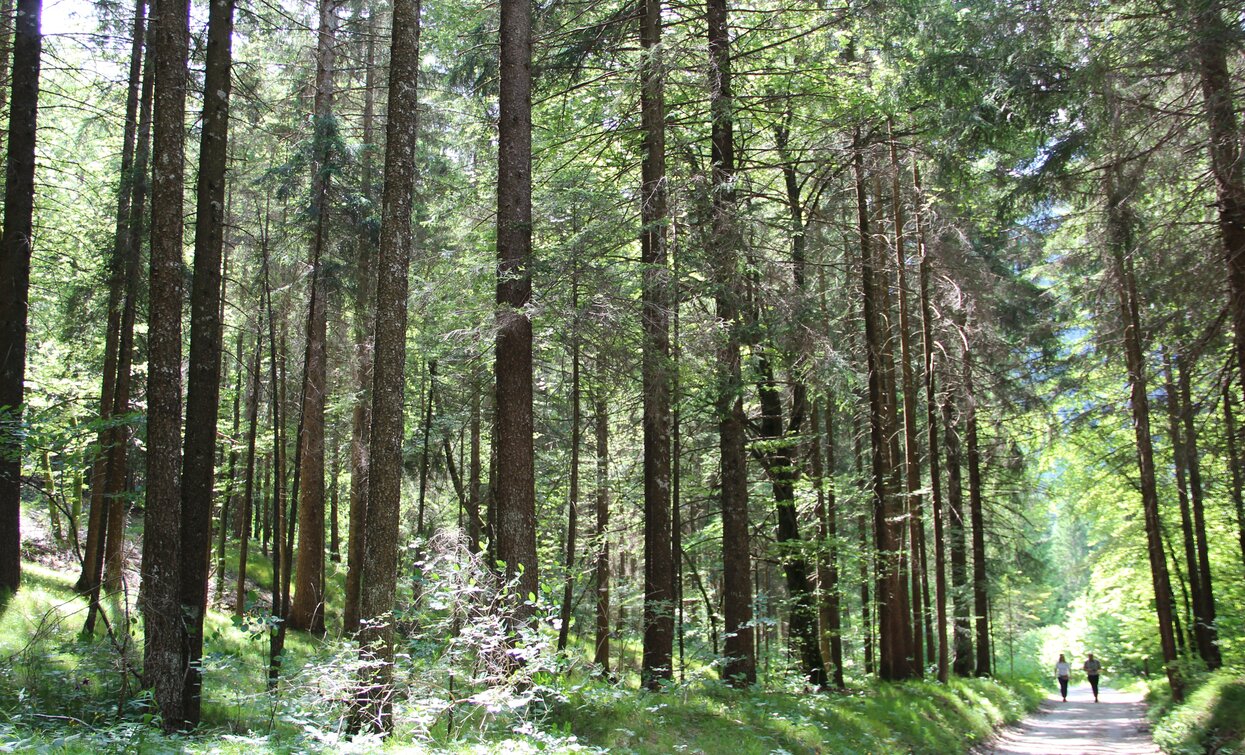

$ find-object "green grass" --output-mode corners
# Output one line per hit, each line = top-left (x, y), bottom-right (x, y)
(0, 557), (1044, 753)
(1150, 668), (1245, 754)
(539, 673), (1043, 754)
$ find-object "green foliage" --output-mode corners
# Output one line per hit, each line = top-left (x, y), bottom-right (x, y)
(1150, 669), (1245, 755)
(545, 674), (1041, 754)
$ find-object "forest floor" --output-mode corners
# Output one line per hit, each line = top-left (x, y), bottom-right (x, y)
(983, 685), (1159, 755)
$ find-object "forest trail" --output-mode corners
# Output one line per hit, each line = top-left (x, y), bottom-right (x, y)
(982, 686), (1159, 755)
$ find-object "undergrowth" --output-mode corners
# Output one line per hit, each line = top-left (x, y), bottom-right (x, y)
(1149, 667), (1245, 754)
(0, 544), (1042, 754)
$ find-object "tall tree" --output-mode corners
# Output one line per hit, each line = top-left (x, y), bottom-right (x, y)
(343, 6), (379, 635)
(142, 0), (190, 726)
(354, 0), (419, 733)
(1105, 156), (1184, 701)
(495, 0), (538, 625)
(914, 164), (949, 683)
(961, 325), (990, 677)
(593, 382), (611, 671)
(178, 0), (236, 726)
(289, 0), (342, 636)
(945, 393), (973, 676)
(1191, 0), (1245, 418)
(708, 0), (755, 687)
(0, 0), (40, 596)
(888, 125), (926, 675)
(639, 0), (674, 690)
(77, 0), (145, 596)
(1177, 355), (1221, 669)
(856, 136), (913, 681)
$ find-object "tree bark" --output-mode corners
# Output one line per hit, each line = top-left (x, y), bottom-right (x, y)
(639, 0), (674, 690)
(946, 396), (973, 677)
(140, 0), (190, 727)
(343, 4), (379, 635)
(78, 0), (145, 596)
(177, 0), (236, 724)
(558, 291), (580, 653)
(961, 330), (990, 677)
(495, 0), (538, 626)
(855, 135), (912, 681)
(1222, 374), (1245, 571)
(1177, 355), (1220, 669)
(889, 123), (926, 676)
(1162, 353), (1211, 663)
(289, 0), (340, 637)
(593, 385), (611, 671)
(235, 331), (262, 617)
(1105, 159), (1184, 701)
(914, 163), (949, 683)
(708, 0), (755, 687)
(1192, 0), (1245, 425)
(353, 0), (419, 733)
(812, 399), (845, 688)
(0, 0), (39, 595)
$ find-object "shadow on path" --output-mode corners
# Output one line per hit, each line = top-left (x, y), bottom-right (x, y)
(981, 686), (1158, 755)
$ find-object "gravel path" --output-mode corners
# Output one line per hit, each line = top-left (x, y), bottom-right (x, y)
(982, 685), (1160, 755)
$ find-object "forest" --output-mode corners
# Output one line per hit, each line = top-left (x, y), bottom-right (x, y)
(0, 0), (1243, 751)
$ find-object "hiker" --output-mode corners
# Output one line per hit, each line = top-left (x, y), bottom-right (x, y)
(1083, 654), (1103, 702)
(1055, 654), (1071, 701)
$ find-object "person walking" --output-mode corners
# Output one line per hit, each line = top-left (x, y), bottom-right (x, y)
(1055, 654), (1071, 702)
(1083, 653), (1103, 702)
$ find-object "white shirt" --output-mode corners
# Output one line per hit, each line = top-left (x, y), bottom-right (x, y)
(1055, 661), (1071, 678)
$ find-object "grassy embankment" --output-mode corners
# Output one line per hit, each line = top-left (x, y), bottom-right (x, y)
(1146, 668), (1245, 754)
(0, 557), (1044, 753)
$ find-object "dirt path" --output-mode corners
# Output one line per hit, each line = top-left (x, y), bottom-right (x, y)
(982, 685), (1159, 755)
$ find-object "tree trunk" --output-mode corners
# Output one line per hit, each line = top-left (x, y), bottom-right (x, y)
(558, 291), (580, 653)
(289, 0), (340, 638)
(343, 6), (379, 634)
(0, 0), (39, 595)
(855, 135), (912, 681)
(495, 0), (538, 627)
(262, 236), (288, 690)
(353, 0), (419, 733)
(853, 408), (874, 674)
(812, 399), (845, 689)
(78, 0), (145, 596)
(177, 0), (235, 725)
(889, 123), (926, 676)
(98, 40), (153, 605)
(329, 423), (341, 563)
(1193, 0), (1245, 424)
(593, 385), (611, 671)
(415, 360), (436, 537)
(1162, 353), (1211, 664)
(1222, 375), (1245, 570)
(467, 365), (482, 553)
(639, 0), (674, 690)
(753, 117), (824, 689)
(235, 331), (263, 617)
(140, 0), (190, 726)
(946, 397), (973, 677)
(1105, 159), (1184, 701)
(1177, 355), (1220, 669)
(708, 0), (755, 688)
(961, 331), (990, 678)
(914, 163), (949, 683)
(217, 324), (243, 601)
